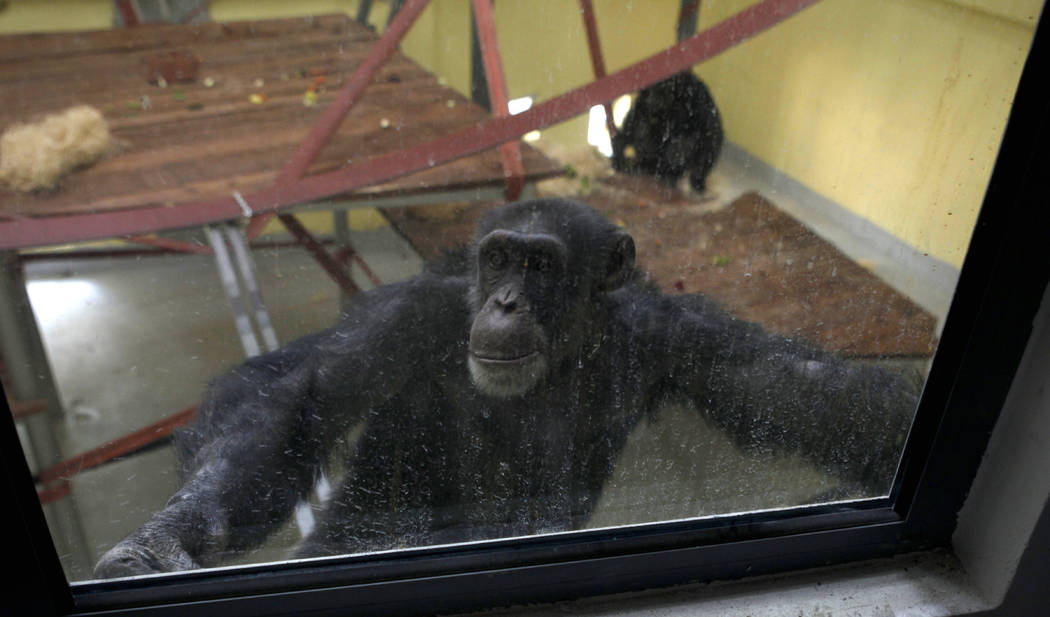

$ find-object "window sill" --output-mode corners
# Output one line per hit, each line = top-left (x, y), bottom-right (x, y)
(464, 550), (993, 617)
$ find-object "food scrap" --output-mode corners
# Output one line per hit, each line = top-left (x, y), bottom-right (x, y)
(302, 75), (326, 106)
(145, 50), (201, 85)
(249, 93), (266, 104)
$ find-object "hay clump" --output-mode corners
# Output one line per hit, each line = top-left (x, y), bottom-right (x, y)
(0, 105), (114, 192)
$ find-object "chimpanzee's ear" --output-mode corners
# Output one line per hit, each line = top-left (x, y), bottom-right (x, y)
(600, 231), (636, 291)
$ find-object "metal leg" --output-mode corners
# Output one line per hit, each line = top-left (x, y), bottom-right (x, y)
(469, 6), (491, 111)
(471, 0), (525, 201)
(205, 224), (280, 358)
(356, 0), (374, 25)
(333, 210), (356, 312)
(0, 251), (92, 575)
(677, 0), (701, 41)
(224, 226), (279, 353)
(386, 0), (406, 28)
(578, 0), (616, 137)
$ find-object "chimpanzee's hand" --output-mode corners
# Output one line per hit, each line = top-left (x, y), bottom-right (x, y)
(93, 528), (200, 578)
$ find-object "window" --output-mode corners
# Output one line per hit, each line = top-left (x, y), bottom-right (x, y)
(2, 1), (1048, 615)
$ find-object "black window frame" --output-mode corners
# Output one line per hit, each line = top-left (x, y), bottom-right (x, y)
(5, 6), (1049, 616)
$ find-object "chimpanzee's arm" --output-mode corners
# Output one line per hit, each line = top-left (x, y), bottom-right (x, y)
(93, 278), (452, 577)
(654, 293), (920, 494)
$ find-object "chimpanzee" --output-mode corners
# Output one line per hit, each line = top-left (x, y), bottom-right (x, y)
(611, 71), (724, 191)
(94, 198), (917, 577)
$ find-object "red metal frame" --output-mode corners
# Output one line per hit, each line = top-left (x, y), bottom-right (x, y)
(126, 234), (212, 255)
(276, 213), (362, 296)
(471, 0), (525, 201)
(36, 406), (197, 504)
(245, 0), (431, 240)
(115, 0), (141, 27)
(0, 0), (819, 251)
(333, 244), (384, 287)
(579, 0), (616, 138)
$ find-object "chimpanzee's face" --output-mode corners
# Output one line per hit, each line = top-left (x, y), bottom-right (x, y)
(466, 229), (567, 397)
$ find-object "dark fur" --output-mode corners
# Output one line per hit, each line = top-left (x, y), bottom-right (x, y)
(612, 72), (724, 191)
(94, 198), (916, 577)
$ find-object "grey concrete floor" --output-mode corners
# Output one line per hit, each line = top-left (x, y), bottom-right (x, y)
(15, 154), (952, 581)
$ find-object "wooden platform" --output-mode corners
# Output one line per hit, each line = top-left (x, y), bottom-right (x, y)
(0, 15), (561, 239)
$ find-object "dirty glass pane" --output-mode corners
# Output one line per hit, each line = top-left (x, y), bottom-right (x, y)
(0, 0), (1040, 582)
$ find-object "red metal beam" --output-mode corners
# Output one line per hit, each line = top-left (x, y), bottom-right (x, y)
(246, 0), (433, 240)
(579, 0), (616, 138)
(277, 214), (362, 296)
(277, 0), (432, 186)
(7, 396), (47, 420)
(115, 0), (141, 27)
(471, 0), (525, 202)
(180, 1), (211, 24)
(126, 234), (212, 255)
(36, 406), (197, 487)
(0, 0), (821, 251)
(333, 245), (383, 287)
(37, 480), (71, 504)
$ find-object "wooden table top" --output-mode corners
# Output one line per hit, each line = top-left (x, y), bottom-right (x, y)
(0, 14), (562, 243)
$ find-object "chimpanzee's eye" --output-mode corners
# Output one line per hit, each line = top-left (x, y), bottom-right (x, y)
(533, 254), (553, 273)
(486, 249), (508, 270)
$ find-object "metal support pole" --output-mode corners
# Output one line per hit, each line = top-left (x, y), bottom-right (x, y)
(0, 251), (92, 575)
(205, 224), (280, 358)
(471, 0), (525, 201)
(678, 0), (701, 41)
(469, 7), (491, 111)
(579, 0), (616, 137)
(356, 0), (374, 25)
(224, 225), (279, 353)
(278, 214), (362, 297)
(333, 211), (356, 311)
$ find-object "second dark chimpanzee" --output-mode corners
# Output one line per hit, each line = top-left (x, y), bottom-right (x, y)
(94, 198), (918, 577)
(612, 71), (724, 191)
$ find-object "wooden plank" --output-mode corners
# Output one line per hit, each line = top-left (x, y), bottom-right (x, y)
(0, 24), (389, 83)
(0, 14), (360, 62)
(2, 82), (499, 215)
(0, 14), (563, 229)
(0, 37), (425, 111)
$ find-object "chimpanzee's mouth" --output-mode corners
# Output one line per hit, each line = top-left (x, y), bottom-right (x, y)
(470, 351), (541, 366)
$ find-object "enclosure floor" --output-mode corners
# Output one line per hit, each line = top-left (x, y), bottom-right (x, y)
(19, 151), (943, 580)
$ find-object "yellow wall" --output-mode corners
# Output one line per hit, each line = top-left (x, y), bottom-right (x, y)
(695, 0), (1039, 267)
(0, 0), (1040, 267)
(0, 0), (111, 31)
